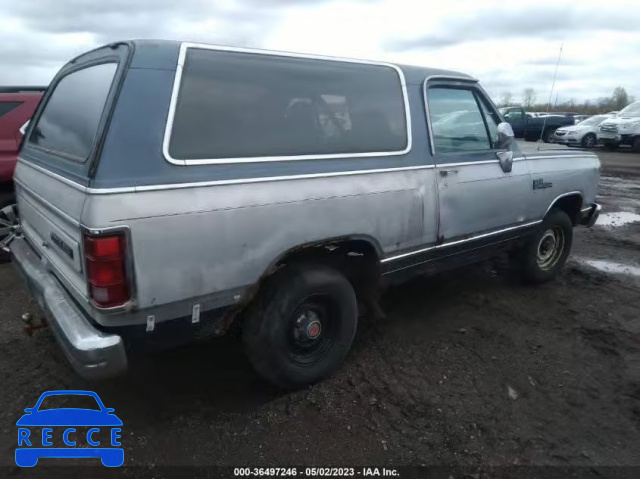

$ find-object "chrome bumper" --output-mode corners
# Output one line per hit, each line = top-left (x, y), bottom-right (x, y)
(580, 203), (601, 228)
(10, 236), (127, 379)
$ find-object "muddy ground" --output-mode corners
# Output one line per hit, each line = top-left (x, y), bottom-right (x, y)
(0, 149), (639, 475)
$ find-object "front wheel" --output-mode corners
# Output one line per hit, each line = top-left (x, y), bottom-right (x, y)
(243, 264), (358, 389)
(581, 133), (597, 148)
(516, 209), (573, 284)
(633, 137), (640, 153)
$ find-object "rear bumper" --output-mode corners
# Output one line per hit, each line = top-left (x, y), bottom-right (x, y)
(580, 203), (601, 228)
(10, 236), (127, 379)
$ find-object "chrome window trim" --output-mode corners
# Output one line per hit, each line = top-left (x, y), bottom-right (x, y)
(429, 158), (525, 168)
(162, 42), (413, 166)
(523, 155), (596, 160)
(18, 158), (436, 195)
(381, 219), (542, 264)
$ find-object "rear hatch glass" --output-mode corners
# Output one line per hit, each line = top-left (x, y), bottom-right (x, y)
(29, 63), (117, 162)
(16, 59), (121, 300)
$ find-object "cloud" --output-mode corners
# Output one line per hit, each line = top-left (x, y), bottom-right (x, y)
(0, 0), (638, 104)
(385, 4), (640, 51)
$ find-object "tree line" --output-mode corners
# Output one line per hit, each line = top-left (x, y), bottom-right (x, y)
(498, 87), (635, 115)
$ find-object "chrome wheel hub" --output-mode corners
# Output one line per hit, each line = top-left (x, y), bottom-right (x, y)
(536, 227), (565, 270)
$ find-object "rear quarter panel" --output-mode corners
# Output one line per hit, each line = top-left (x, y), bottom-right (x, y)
(524, 150), (600, 219)
(82, 169), (432, 310)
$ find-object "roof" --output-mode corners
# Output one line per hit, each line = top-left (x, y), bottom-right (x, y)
(70, 39), (475, 85)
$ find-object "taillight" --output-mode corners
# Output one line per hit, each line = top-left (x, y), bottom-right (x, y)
(83, 232), (130, 308)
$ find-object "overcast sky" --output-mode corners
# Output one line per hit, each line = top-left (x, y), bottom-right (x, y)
(1, 0), (638, 105)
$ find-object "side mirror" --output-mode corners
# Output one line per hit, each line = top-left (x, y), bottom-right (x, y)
(24, 408), (33, 413)
(105, 408), (115, 413)
(496, 122), (515, 173)
(496, 122), (515, 150)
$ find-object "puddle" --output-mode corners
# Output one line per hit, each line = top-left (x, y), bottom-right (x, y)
(596, 211), (640, 227)
(580, 259), (640, 278)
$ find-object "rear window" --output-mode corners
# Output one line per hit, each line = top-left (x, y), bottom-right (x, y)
(168, 48), (408, 161)
(29, 62), (117, 161)
(0, 102), (22, 116)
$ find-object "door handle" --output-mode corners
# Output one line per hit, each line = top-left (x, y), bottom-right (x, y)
(439, 169), (459, 177)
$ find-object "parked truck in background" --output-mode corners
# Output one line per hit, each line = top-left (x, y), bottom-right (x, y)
(499, 106), (576, 143)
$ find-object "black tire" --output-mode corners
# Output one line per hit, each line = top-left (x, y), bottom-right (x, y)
(633, 137), (640, 153)
(243, 264), (358, 389)
(542, 128), (556, 143)
(581, 133), (597, 149)
(517, 209), (573, 284)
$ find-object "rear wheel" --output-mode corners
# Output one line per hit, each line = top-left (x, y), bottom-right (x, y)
(542, 128), (556, 143)
(633, 137), (640, 153)
(581, 133), (597, 148)
(516, 209), (573, 284)
(243, 264), (358, 389)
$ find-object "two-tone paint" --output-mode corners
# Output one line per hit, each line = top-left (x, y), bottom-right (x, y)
(11, 41), (600, 378)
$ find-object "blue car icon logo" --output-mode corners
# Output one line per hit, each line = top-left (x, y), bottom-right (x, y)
(16, 390), (123, 467)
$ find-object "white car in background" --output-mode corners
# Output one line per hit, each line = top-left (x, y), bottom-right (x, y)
(598, 101), (640, 152)
(553, 114), (613, 148)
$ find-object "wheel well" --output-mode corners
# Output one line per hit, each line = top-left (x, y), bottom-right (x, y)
(218, 238), (382, 335)
(549, 194), (583, 225)
(273, 239), (382, 301)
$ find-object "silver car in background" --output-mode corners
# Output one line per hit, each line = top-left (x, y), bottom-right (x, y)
(554, 114), (614, 148)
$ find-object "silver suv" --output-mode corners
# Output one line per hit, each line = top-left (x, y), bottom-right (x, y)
(4, 40), (601, 388)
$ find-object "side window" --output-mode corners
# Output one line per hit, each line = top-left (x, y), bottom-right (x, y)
(478, 97), (500, 147)
(168, 48), (408, 160)
(428, 87), (491, 153)
(508, 108), (524, 120)
(0, 102), (22, 117)
(29, 63), (117, 161)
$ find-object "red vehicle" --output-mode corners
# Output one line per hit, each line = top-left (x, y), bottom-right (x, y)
(0, 87), (46, 257)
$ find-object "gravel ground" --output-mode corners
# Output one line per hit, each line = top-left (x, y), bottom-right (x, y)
(0, 149), (639, 474)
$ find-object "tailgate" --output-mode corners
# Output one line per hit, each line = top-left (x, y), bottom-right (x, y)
(15, 162), (88, 296)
